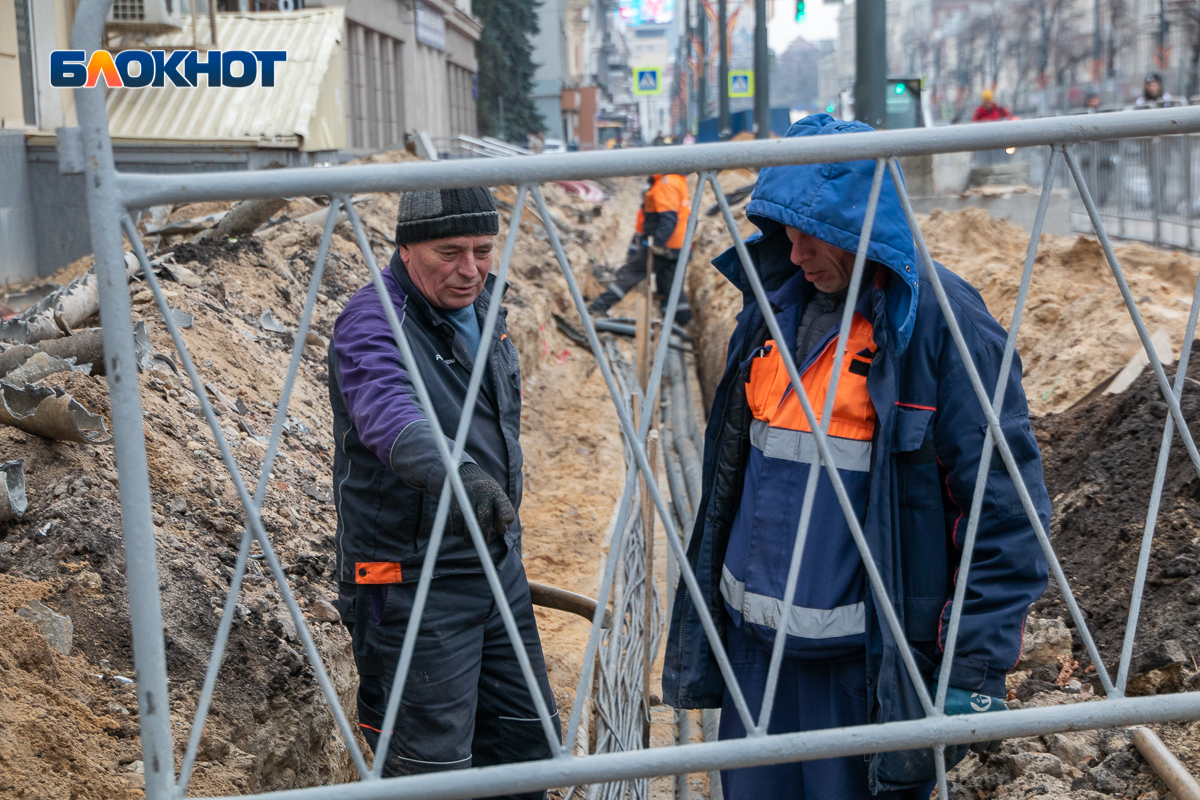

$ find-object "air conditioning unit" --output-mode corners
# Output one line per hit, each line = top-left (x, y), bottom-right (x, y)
(107, 0), (184, 35)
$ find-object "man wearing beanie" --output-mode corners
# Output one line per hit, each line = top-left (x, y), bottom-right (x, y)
(329, 187), (560, 791)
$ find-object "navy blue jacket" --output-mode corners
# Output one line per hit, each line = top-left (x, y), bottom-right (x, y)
(662, 115), (1050, 791)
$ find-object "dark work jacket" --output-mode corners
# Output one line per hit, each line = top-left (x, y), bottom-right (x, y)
(328, 253), (522, 585)
(661, 114), (1050, 793)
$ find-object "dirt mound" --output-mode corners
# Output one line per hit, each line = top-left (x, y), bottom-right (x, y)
(1032, 338), (1200, 668)
(924, 207), (1200, 415)
(0, 165), (649, 795)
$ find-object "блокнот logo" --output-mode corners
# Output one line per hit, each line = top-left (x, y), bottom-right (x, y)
(50, 50), (287, 88)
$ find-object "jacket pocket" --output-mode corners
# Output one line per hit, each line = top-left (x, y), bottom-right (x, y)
(983, 414), (1042, 520)
(744, 342), (781, 420)
(893, 406), (940, 510)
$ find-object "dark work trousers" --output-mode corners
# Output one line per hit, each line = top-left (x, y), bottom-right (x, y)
(338, 548), (561, 797)
(718, 623), (934, 800)
(588, 243), (691, 324)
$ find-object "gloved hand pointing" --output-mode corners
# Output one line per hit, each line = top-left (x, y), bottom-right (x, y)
(448, 463), (515, 543)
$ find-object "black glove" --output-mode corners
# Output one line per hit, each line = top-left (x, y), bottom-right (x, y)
(448, 463), (515, 543)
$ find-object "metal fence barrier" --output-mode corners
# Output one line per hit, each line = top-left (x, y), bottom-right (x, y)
(65, 2), (1200, 798)
(998, 131), (1200, 251)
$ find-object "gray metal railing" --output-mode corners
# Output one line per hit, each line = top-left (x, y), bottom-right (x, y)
(66, 2), (1200, 798)
(998, 132), (1200, 251)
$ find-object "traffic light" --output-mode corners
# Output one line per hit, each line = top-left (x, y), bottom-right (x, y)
(795, 0), (805, 21)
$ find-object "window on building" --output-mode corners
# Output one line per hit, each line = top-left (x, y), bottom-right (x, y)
(446, 62), (477, 138)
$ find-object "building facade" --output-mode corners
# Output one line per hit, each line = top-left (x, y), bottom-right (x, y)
(313, 0), (480, 149)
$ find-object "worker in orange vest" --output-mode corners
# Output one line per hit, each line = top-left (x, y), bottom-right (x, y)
(589, 174), (692, 324)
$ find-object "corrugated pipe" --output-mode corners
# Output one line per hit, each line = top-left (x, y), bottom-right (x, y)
(676, 436), (703, 514)
(662, 424), (694, 535)
(1130, 726), (1200, 800)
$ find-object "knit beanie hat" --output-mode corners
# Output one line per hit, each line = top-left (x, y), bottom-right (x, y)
(395, 187), (499, 245)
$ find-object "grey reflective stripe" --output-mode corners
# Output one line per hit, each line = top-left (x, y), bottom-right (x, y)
(750, 418), (872, 473)
(608, 282), (626, 299)
(720, 565), (866, 639)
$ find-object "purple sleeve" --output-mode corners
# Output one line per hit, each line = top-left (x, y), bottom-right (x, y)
(333, 293), (469, 495)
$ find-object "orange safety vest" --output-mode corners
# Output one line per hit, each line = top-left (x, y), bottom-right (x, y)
(636, 174), (691, 249)
(746, 313), (877, 444)
(719, 309), (878, 650)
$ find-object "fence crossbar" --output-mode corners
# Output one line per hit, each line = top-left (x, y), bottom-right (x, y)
(205, 691), (1200, 800)
(529, 184), (760, 733)
(561, 173), (711, 754)
(113, 109), (1200, 209)
(368, 185), (534, 775)
(343, 201), (564, 753)
(117, 213), (373, 780)
(708, 174), (938, 718)
(755, 159), (888, 734)
(177, 195), (344, 794)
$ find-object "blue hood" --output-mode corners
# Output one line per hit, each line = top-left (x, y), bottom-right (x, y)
(712, 114), (919, 353)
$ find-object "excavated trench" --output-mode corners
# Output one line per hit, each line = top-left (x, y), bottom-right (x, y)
(5, 161), (1200, 799)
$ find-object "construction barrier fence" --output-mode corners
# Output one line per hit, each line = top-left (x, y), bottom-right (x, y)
(65, 2), (1200, 798)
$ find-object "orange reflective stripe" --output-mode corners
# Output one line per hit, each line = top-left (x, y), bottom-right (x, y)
(635, 207), (644, 233)
(354, 562), (403, 584)
(745, 314), (877, 441)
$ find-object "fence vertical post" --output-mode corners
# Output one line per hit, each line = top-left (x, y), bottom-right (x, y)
(1152, 137), (1163, 248)
(1187, 135), (1195, 251)
(72, 1), (175, 797)
(1118, 141), (1127, 239)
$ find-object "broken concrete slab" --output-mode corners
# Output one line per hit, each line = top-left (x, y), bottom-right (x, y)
(16, 599), (73, 656)
(0, 458), (27, 521)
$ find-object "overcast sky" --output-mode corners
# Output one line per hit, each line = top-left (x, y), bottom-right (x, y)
(766, 0), (841, 53)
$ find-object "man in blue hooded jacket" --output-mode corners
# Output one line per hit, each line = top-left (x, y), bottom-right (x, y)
(663, 115), (1050, 797)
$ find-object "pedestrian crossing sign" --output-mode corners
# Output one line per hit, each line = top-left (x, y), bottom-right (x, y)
(729, 70), (754, 98)
(633, 67), (662, 95)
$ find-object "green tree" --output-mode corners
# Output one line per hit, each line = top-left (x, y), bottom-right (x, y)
(475, 0), (545, 140)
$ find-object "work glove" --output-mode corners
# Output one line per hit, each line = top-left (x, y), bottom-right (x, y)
(649, 244), (671, 257)
(448, 463), (515, 543)
(942, 685), (1007, 755)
